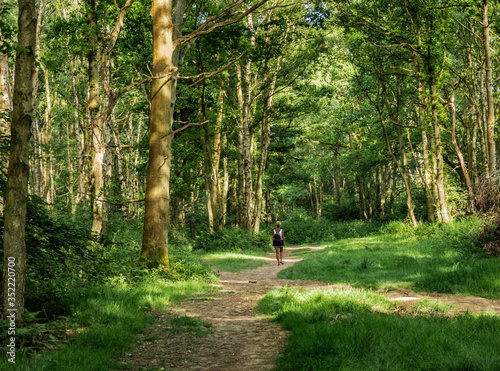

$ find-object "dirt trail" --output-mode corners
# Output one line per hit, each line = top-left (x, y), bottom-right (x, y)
(116, 246), (500, 371)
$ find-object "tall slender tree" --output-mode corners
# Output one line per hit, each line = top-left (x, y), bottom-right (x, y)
(1, 0), (36, 320)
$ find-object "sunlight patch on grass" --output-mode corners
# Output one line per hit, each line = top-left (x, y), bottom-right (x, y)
(200, 251), (271, 272)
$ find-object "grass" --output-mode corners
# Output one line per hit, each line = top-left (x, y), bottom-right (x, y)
(258, 219), (500, 370)
(258, 287), (500, 370)
(198, 250), (272, 272)
(0, 280), (216, 371)
(279, 234), (500, 299)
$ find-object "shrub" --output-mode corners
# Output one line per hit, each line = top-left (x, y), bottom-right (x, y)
(473, 217), (500, 256)
(281, 209), (382, 244)
(380, 220), (417, 236)
(281, 208), (332, 244)
(0, 197), (100, 317)
(474, 175), (500, 214)
(193, 228), (270, 252)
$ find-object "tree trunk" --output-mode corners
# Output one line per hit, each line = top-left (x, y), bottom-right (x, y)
(482, 0), (496, 174)
(30, 0), (45, 200)
(221, 132), (229, 230)
(113, 122), (127, 219)
(334, 159), (343, 211)
(86, 0), (103, 234)
(1, 0), (36, 320)
(431, 84), (450, 223)
(265, 189), (272, 227)
(379, 164), (387, 220)
(129, 117), (142, 218)
(236, 62), (254, 232)
(41, 65), (55, 205)
(366, 175), (372, 221)
(71, 56), (88, 207)
(230, 178), (238, 227)
(200, 86), (223, 233)
(141, 0), (185, 268)
(0, 9), (12, 216)
(89, 0), (136, 233)
(389, 170), (397, 215)
(479, 67), (489, 178)
(357, 177), (367, 220)
(448, 84), (474, 212)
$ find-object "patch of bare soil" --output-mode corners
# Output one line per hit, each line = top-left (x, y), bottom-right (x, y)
(115, 246), (500, 371)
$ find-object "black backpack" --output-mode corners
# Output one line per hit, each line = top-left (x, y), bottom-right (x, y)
(273, 229), (282, 243)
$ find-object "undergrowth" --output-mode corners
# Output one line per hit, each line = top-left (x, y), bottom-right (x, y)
(281, 208), (382, 244)
(0, 202), (218, 370)
(193, 227), (270, 252)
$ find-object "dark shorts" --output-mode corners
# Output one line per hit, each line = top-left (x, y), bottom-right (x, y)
(273, 241), (284, 248)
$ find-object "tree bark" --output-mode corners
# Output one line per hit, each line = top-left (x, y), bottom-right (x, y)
(482, 0), (496, 174)
(29, 0), (46, 200)
(141, 0), (185, 268)
(357, 176), (367, 220)
(0, 2), (12, 216)
(448, 84), (474, 212)
(235, 62), (254, 232)
(41, 65), (55, 205)
(85, 0), (103, 234)
(431, 84), (450, 223)
(70, 56), (89, 208)
(379, 164), (387, 220)
(1, 0), (36, 320)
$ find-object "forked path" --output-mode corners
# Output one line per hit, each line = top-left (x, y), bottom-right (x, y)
(116, 246), (500, 371)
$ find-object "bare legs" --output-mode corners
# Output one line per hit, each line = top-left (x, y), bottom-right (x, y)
(275, 247), (283, 265)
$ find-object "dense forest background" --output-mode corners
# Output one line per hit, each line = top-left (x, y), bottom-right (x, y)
(1, 0), (500, 321)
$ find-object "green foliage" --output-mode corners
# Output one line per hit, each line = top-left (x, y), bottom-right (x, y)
(193, 228), (270, 252)
(258, 287), (500, 371)
(380, 220), (417, 236)
(166, 245), (219, 282)
(381, 218), (483, 253)
(281, 208), (382, 244)
(0, 208), (217, 369)
(0, 197), (99, 317)
(0, 0), (17, 56)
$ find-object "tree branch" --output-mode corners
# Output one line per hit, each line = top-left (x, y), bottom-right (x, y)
(178, 51), (247, 87)
(172, 120), (209, 136)
(174, 0), (270, 47)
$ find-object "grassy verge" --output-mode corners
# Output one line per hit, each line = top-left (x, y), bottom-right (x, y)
(280, 221), (500, 299)
(198, 249), (273, 273)
(1, 279), (216, 371)
(258, 287), (500, 370)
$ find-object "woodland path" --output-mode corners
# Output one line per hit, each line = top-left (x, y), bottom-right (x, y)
(116, 246), (500, 371)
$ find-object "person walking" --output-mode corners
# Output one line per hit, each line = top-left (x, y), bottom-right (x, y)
(272, 221), (285, 265)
